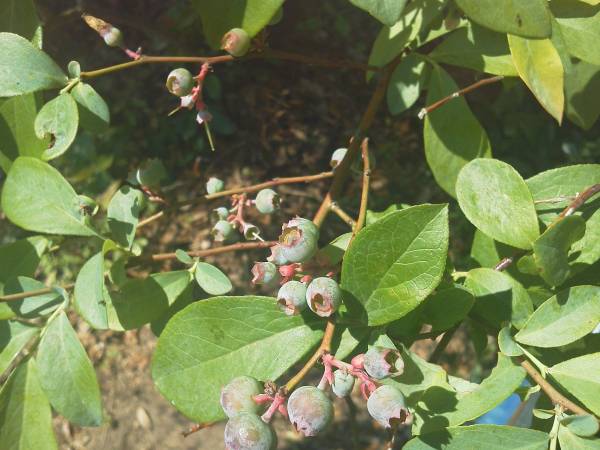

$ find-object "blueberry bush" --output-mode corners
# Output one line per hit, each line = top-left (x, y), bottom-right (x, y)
(1, 1), (600, 449)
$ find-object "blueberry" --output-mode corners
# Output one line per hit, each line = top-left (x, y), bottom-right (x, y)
(277, 281), (307, 315)
(212, 206), (230, 221)
(251, 262), (278, 285)
(221, 28), (251, 57)
(267, 244), (289, 266)
(206, 177), (225, 194)
(331, 370), (355, 398)
(135, 159), (167, 188)
(278, 218), (319, 263)
(224, 412), (276, 450)
(254, 189), (280, 214)
(221, 376), (264, 418)
(363, 347), (404, 380)
(306, 277), (341, 317)
(103, 27), (123, 47)
(330, 148), (348, 169)
(367, 385), (408, 429)
(212, 220), (235, 242)
(166, 68), (194, 97)
(287, 386), (333, 437)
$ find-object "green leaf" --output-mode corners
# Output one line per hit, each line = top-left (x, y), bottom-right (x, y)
(315, 233), (352, 266)
(349, 0), (407, 27)
(0, 236), (48, 293)
(498, 326), (523, 356)
(191, 0), (283, 48)
(565, 60), (600, 130)
(152, 296), (324, 422)
(532, 216), (586, 286)
(175, 249), (194, 265)
(37, 312), (103, 426)
(107, 186), (142, 250)
(341, 204), (449, 326)
(34, 93), (79, 160)
(0, 0), (40, 40)
(404, 424), (549, 450)
(559, 427), (600, 450)
(551, 0), (600, 66)
(515, 285), (600, 347)
(0, 32), (67, 96)
(0, 358), (58, 450)
(3, 277), (63, 318)
(108, 271), (192, 330)
(454, 0), (551, 38)
(421, 285), (474, 332)
(561, 414), (599, 437)
(457, 159), (539, 249)
(386, 54), (426, 115)
(332, 325), (369, 360)
(415, 354), (527, 432)
(194, 262), (232, 296)
(424, 66), (492, 197)
(465, 268), (533, 329)
(508, 35), (565, 123)
(71, 82), (109, 133)
(430, 24), (518, 76)
(0, 93), (47, 173)
(0, 321), (39, 374)
(571, 209), (600, 266)
(548, 353), (600, 416)
(1, 157), (98, 236)
(74, 252), (107, 329)
(366, 204), (409, 225)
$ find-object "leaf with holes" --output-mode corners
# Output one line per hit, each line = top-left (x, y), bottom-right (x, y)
(34, 93), (79, 160)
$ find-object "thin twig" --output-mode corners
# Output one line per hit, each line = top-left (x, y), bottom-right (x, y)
(353, 138), (370, 236)
(329, 202), (357, 229)
(148, 241), (276, 262)
(182, 422), (216, 438)
(418, 75), (504, 119)
(0, 283), (74, 302)
(137, 211), (165, 229)
(428, 326), (458, 364)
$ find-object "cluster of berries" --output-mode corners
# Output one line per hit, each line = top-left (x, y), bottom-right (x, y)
(220, 346), (408, 449)
(207, 178), (281, 243)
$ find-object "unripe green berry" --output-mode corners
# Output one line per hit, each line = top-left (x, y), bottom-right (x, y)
(363, 346), (404, 380)
(224, 412), (276, 450)
(220, 376), (264, 418)
(206, 177), (225, 194)
(330, 147), (347, 169)
(267, 244), (289, 266)
(306, 277), (341, 317)
(367, 385), (408, 429)
(166, 68), (194, 97)
(221, 28), (251, 57)
(251, 262), (278, 285)
(277, 281), (307, 315)
(278, 218), (319, 263)
(331, 370), (355, 398)
(212, 206), (230, 221)
(212, 220), (234, 242)
(103, 27), (123, 47)
(287, 386), (333, 437)
(135, 158), (167, 188)
(254, 189), (280, 214)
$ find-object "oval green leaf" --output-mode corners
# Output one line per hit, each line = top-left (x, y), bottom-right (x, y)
(349, 0), (407, 27)
(194, 262), (232, 296)
(71, 82), (109, 133)
(515, 285), (600, 347)
(34, 93), (79, 160)
(74, 252), (108, 330)
(559, 426), (600, 450)
(0, 32), (67, 96)
(152, 296), (324, 422)
(386, 53), (426, 115)
(0, 0), (40, 40)
(341, 204), (449, 326)
(552, 0), (600, 66)
(549, 353), (600, 416)
(107, 186), (142, 250)
(0, 321), (39, 374)
(456, 158), (539, 249)
(1, 157), (97, 236)
(498, 326), (524, 356)
(561, 414), (600, 438)
(37, 311), (103, 426)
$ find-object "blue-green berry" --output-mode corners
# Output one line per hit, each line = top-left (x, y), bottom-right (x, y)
(367, 385), (408, 428)
(331, 370), (355, 398)
(330, 147), (347, 169)
(220, 376), (264, 418)
(277, 281), (307, 315)
(224, 412), (276, 450)
(221, 28), (251, 57)
(135, 159), (167, 188)
(254, 189), (280, 214)
(166, 68), (194, 97)
(287, 386), (333, 437)
(278, 218), (319, 263)
(363, 346), (404, 380)
(251, 262), (278, 285)
(212, 207), (230, 221)
(267, 244), (289, 266)
(103, 27), (123, 47)
(306, 277), (341, 317)
(212, 220), (235, 242)
(206, 177), (225, 194)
